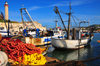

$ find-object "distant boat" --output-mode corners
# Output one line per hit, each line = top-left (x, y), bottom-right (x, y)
(0, 12), (11, 37)
(0, 26), (11, 37)
(25, 27), (65, 46)
(0, 27), (8, 37)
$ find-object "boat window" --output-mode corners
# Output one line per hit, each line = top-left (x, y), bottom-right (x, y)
(12, 30), (14, 32)
(55, 28), (58, 30)
(54, 31), (59, 33)
(28, 29), (36, 32)
(0, 27), (4, 30)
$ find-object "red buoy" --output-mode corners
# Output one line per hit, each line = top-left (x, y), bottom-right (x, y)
(81, 34), (84, 37)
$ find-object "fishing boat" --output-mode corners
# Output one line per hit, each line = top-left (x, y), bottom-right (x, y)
(51, 27), (66, 39)
(0, 12), (11, 37)
(51, 36), (93, 49)
(20, 8), (65, 46)
(24, 27), (65, 46)
(51, 5), (93, 49)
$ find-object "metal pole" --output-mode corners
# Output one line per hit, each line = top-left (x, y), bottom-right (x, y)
(54, 6), (68, 34)
(55, 20), (58, 28)
(67, 13), (71, 39)
(20, 8), (26, 29)
(67, 3), (71, 39)
(25, 8), (36, 29)
(8, 20), (10, 37)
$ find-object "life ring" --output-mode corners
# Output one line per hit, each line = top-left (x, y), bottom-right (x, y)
(97, 40), (100, 43)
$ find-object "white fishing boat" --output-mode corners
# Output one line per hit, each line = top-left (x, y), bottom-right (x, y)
(20, 8), (65, 46)
(51, 36), (93, 49)
(52, 27), (65, 38)
(51, 6), (94, 49)
(25, 28), (65, 46)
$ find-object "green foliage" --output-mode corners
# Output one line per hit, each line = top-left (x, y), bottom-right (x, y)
(0, 19), (18, 23)
(89, 24), (100, 30)
(0, 19), (4, 22)
(10, 21), (18, 23)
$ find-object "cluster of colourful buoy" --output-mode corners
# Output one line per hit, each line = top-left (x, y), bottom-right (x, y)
(0, 38), (47, 65)
(13, 53), (46, 65)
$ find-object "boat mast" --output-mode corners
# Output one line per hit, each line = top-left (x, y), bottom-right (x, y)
(67, 3), (71, 39)
(25, 8), (36, 29)
(55, 20), (58, 28)
(20, 8), (26, 29)
(54, 6), (67, 34)
(20, 8), (36, 29)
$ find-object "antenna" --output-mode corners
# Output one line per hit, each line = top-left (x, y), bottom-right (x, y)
(54, 6), (67, 32)
(55, 20), (58, 28)
(69, 2), (71, 13)
(20, 8), (36, 29)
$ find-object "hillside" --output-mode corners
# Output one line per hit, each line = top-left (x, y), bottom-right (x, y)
(89, 24), (100, 30)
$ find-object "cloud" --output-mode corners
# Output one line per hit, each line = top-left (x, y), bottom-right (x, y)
(28, 6), (42, 11)
(50, 3), (66, 7)
(28, 0), (93, 11)
(71, 1), (85, 6)
(50, 0), (90, 7)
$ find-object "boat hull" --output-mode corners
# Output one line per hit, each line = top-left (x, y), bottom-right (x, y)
(51, 36), (93, 49)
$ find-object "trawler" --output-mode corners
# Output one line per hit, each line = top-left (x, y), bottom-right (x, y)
(51, 5), (93, 49)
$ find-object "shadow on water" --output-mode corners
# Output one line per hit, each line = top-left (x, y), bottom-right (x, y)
(47, 33), (100, 66)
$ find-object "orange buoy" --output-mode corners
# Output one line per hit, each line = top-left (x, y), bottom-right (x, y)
(97, 40), (100, 43)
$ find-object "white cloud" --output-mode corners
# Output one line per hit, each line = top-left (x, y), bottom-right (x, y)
(50, 0), (91, 7)
(28, 6), (42, 11)
(28, 0), (94, 11)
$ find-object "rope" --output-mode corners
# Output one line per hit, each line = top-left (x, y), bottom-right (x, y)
(71, 15), (77, 26)
(8, 35), (25, 43)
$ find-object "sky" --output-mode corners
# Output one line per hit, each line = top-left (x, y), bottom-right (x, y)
(0, 0), (100, 28)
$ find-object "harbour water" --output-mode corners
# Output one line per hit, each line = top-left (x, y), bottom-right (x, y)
(47, 33), (100, 66)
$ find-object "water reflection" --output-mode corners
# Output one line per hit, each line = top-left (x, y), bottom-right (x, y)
(47, 33), (100, 65)
(47, 46), (93, 61)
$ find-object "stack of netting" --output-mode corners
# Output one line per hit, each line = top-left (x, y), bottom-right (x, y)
(0, 38), (46, 65)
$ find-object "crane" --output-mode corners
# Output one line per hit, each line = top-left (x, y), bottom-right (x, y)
(20, 8), (42, 37)
(20, 8), (36, 29)
(54, 6), (68, 35)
